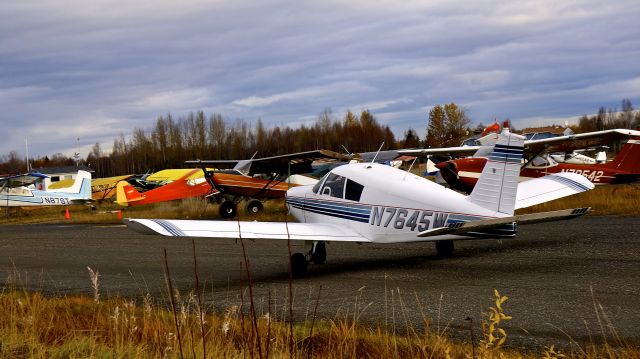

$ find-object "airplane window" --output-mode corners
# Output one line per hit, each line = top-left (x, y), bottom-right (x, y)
(320, 173), (345, 198)
(312, 173), (329, 193)
(345, 179), (364, 201)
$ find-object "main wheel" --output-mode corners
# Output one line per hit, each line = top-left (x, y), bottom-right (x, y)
(310, 241), (326, 264)
(245, 199), (263, 215)
(290, 252), (308, 277)
(219, 201), (237, 219)
(435, 240), (454, 258)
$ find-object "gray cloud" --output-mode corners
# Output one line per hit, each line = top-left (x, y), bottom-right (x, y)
(1, 0), (639, 158)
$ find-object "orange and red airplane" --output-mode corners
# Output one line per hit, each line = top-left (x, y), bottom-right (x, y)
(116, 169), (217, 207)
(187, 150), (350, 218)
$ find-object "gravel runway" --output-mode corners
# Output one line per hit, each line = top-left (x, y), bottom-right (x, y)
(1, 216), (639, 349)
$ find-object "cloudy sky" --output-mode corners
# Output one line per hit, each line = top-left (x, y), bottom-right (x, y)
(2, 0), (639, 158)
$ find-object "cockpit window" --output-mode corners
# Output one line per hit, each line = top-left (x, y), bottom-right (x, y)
(529, 155), (556, 167)
(320, 173), (345, 198)
(312, 173), (329, 194)
(344, 179), (364, 202)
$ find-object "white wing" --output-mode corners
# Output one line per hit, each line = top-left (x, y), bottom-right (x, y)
(515, 172), (594, 210)
(125, 219), (369, 242)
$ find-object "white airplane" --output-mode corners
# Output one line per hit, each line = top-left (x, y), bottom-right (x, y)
(0, 170), (92, 207)
(126, 131), (594, 275)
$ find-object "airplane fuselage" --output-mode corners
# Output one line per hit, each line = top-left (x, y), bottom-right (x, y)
(286, 163), (514, 243)
(0, 179), (91, 207)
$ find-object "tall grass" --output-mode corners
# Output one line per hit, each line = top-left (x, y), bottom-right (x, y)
(2, 286), (638, 358)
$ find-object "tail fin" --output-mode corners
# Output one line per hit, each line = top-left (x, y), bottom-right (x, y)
(54, 170), (92, 199)
(467, 131), (525, 215)
(116, 180), (144, 206)
(605, 137), (640, 172)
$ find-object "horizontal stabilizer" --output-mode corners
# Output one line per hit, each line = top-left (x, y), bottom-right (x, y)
(515, 172), (594, 210)
(125, 218), (369, 242)
(417, 207), (591, 238)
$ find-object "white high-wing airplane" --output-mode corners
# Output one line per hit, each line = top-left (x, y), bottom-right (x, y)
(126, 131), (594, 275)
(0, 170), (92, 207)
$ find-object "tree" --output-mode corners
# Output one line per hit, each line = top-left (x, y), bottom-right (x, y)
(426, 103), (470, 147)
(402, 128), (421, 148)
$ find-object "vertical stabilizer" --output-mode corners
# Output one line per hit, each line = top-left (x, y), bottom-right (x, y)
(605, 137), (640, 172)
(54, 170), (92, 199)
(115, 181), (143, 206)
(467, 131), (525, 215)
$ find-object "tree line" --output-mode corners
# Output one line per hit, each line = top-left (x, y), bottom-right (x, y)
(1, 109), (399, 177)
(2, 100), (638, 177)
(575, 99), (640, 133)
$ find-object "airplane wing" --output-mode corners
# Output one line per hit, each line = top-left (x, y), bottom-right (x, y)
(125, 218), (370, 242)
(187, 150), (352, 176)
(417, 207), (591, 237)
(524, 129), (640, 154)
(515, 172), (594, 209)
(398, 146), (480, 157)
(399, 129), (640, 158)
(0, 172), (48, 187)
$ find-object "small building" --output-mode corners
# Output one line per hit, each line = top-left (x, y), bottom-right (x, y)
(31, 165), (94, 189)
(520, 125), (573, 141)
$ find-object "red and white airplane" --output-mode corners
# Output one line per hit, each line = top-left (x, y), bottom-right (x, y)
(401, 127), (640, 193)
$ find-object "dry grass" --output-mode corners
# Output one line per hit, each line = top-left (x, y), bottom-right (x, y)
(0, 285), (637, 358)
(516, 184), (640, 216)
(0, 197), (293, 225)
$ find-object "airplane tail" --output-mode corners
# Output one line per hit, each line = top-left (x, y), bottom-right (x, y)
(467, 130), (524, 216)
(116, 180), (144, 206)
(604, 137), (640, 173)
(53, 170), (92, 199)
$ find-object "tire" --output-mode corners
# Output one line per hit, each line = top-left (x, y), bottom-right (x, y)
(310, 241), (326, 264)
(219, 201), (237, 219)
(290, 252), (308, 277)
(245, 199), (263, 215)
(435, 240), (454, 258)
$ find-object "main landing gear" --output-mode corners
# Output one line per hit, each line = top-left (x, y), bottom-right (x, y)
(218, 198), (264, 219)
(218, 201), (238, 219)
(290, 241), (326, 277)
(435, 240), (454, 258)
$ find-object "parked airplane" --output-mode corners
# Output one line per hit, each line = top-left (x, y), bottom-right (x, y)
(49, 174), (135, 200)
(400, 127), (640, 193)
(185, 150), (350, 218)
(432, 136), (640, 193)
(0, 171), (92, 207)
(126, 130), (593, 275)
(115, 169), (217, 207)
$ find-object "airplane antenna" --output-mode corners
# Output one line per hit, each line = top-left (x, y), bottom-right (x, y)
(403, 157), (418, 180)
(25, 137), (30, 172)
(341, 145), (351, 155)
(370, 142), (385, 163)
(250, 151), (258, 160)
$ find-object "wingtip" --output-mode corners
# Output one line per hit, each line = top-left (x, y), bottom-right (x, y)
(123, 218), (161, 235)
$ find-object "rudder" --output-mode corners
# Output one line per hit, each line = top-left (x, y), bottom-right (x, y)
(467, 130), (525, 216)
(606, 137), (640, 172)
